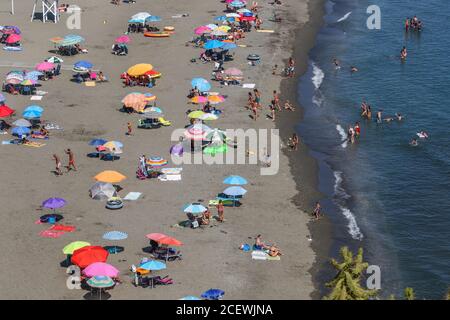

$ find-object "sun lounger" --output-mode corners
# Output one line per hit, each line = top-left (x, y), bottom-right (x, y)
(123, 192), (142, 201)
(153, 275), (174, 285)
(23, 141), (46, 147)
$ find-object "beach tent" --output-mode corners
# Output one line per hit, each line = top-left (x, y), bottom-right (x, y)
(89, 182), (117, 200)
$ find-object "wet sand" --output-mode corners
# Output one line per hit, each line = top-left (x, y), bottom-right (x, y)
(0, 0), (325, 299)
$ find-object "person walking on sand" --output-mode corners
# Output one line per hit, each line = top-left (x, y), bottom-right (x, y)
(53, 154), (62, 176)
(253, 89), (261, 109)
(291, 133), (299, 150)
(287, 57), (295, 77)
(273, 90), (281, 111)
(126, 122), (133, 136)
(313, 202), (322, 220)
(65, 148), (77, 172)
(269, 101), (276, 122)
(217, 200), (225, 222)
(247, 92), (253, 110)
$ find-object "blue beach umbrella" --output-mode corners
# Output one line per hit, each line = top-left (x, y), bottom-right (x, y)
(214, 16), (227, 22)
(191, 78), (211, 92)
(74, 60), (93, 69)
(103, 231), (128, 241)
(201, 289), (225, 300)
(11, 126), (31, 136)
(146, 15), (162, 22)
(223, 186), (247, 197)
(25, 71), (43, 80)
(22, 110), (42, 119)
(221, 42), (237, 51)
(24, 105), (44, 113)
(60, 34), (85, 46)
(89, 138), (108, 146)
(223, 175), (248, 185)
(230, 1), (245, 8)
(183, 203), (208, 215)
(203, 40), (224, 50)
(140, 260), (166, 271)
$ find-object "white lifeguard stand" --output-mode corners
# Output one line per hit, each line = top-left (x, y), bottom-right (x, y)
(31, 0), (60, 23)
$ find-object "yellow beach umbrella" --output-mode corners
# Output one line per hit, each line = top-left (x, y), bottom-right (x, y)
(218, 25), (231, 32)
(188, 110), (205, 119)
(63, 241), (91, 255)
(94, 170), (127, 183)
(103, 141), (122, 151)
(127, 63), (153, 77)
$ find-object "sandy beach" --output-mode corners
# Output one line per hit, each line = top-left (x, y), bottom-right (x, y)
(0, 0), (325, 299)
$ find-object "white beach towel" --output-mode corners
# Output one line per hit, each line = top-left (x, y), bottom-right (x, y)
(158, 174), (182, 181)
(30, 95), (43, 101)
(251, 250), (268, 260)
(161, 167), (183, 174)
(242, 83), (256, 89)
(123, 192), (142, 201)
(35, 90), (48, 96)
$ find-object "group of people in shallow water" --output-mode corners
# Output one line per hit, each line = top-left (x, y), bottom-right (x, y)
(405, 16), (423, 32)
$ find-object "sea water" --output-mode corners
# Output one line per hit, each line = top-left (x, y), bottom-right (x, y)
(297, 0), (450, 298)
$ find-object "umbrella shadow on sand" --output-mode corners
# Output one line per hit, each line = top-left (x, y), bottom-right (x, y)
(83, 289), (112, 300)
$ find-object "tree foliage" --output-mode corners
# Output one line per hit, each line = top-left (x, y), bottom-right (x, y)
(323, 247), (378, 300)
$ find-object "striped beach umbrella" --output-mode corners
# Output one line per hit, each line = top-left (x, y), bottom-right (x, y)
(87, 275), (115, 288)
(146, 156), (168, 168)
(183, 203), (207, 215)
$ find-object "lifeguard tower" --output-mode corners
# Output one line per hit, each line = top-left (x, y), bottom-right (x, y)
(31, 0), (60, 23)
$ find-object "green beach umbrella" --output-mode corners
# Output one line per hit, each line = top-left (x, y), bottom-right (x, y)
(62, 241), (91, 255)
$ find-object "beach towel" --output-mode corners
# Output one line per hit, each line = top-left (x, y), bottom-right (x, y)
(3, 46), (23, 51)
(23, 141), (46, 147)
(158, 174), (182, 181)
(30, 95), (43, 101)
(209, 200), (219, 207)
(49, 224), (76, 232)
(161, 168), (183, 174)
(251, 250), (268, 260)
(2, 140), (12, 145)
(123, 192), (142, 201)
(39, 229), (65, 238)
(35, 90), (48, 96)
(256, 29), (275, 33)
(85, 81), (96, 87)
(242, 83), (256, 89)
(267, 255), (281, 261)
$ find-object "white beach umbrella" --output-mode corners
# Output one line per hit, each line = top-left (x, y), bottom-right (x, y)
(89, 182), (117, 200)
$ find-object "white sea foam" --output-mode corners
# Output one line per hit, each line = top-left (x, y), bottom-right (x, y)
(312, 92), (324, 107)
(312, 62), (324, 90)
(336, 124), (348, 148)
(337, 11), (352, 23)
(333, 171), (364, 241)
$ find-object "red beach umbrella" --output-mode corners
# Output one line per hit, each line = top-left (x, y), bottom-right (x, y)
(0, 105), (15, 118)
(146, 233), (184, 246)
(71, 246), (109, 268)
(6, 34), (21, 44)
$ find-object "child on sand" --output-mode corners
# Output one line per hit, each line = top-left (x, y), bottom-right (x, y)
(126, 122), (133, 135)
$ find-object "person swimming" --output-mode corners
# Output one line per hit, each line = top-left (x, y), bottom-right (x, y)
(333, 58), (341, 69)
(417, 131), (429, 139)
(396, 113), (404, 121)
(350, 66), (358, 73)
(410, 138), (419, 146)
(401, 46), (408, 60)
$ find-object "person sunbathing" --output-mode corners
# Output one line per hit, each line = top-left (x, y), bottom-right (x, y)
(268, 244), (282, 257)
(254, 234), (269, 250)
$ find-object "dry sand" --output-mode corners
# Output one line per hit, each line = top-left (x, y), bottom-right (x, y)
(0, 0), (324, 299)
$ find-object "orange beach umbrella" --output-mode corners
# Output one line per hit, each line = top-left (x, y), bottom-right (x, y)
(94, 170), (127, 183)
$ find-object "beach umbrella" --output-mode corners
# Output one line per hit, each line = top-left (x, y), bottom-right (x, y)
(170, 143), (184, 156)
(35, 62), (55, 72)
(183, 203), (207, 215)
(0, 105), (15, 118)
(144, 106), (163, 114)
(218, 25), (232, 32)
(122, 93), (147, 112)
(205, 24), (219, 30)
(142, 111), (162, 119)
(1, 26), (21, 34)
(194, 26), (212, 35)
(5, 77), (22, 85)
(214, 16), (227, 22)
(229, 1), (246, 8)
(187, 110), (205, 119)
(224, 67), (243, 76)
(201, 289), (225, 300)
(22, 110), (41, 119)
(89, 138), (108, 146)
(71, 246), (109, 268)
(12, 118), (32, 127)
(223, 175), (248, 185)
(127, 63), (153, 77)
(144, 70), (162, 79)
(42, 197), (67, 210)
(207, 95), (225, 104)
(221, 42), (237, 51)
(190, 96), (208, 104)
(90, 182), (116, 200)
(226, 13), (241, 18)
(83, 262), (119, 278)
(180, 296), (201, 300)
(24, 71), (43, 80)
(40, 213), (63, 223)
(184, 123), (211, 141)
(223, 186), (247, 197)
(94, 171), (126, 184)
(59, 34), (84, 46)
(139, 260), (166, 271)
(74, 60), (93, 69)
(11, 126), (31, 136)
(130, 12), (151, 22)
(146, 15), (162, 22)
(237, 8), (252, 14)
(87, 275), (115, 288)
(46, 56), (64, 64)
(211, 29), (228, 36)
(20, 79), (37, 86)
(203, 40), (224, 50)
(103, 231), (128, 241)
(63, 241), (91, 255)
(191, 78), (211, 92)
(199, 113), (218, 121)
(6, 72), (24, 82)
(143, 92), (157, 102)
(5, 34), (21, 44)
(239, 15), (256, 22)
(146, 156), (168, 168)
(24, 105), (44, 113)
(146, 233), (183, 246)
(206, 128), (227, 141)
(115, 35), (130, 44)
(103, 141), (123, 151)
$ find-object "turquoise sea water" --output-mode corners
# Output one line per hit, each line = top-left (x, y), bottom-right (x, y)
(298, 0), (450, 298)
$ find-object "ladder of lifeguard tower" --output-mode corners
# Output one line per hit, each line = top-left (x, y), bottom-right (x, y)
(31, 0), (60, 23)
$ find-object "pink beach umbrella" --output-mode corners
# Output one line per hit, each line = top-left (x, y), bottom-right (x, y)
(6, 34), (21, 44)
(115, 35), (131, 44)
(194, 26), (212, 35)
(184, 124), (211, 141)
(82, 262), (120, 278)
(35, 62), (55, 72)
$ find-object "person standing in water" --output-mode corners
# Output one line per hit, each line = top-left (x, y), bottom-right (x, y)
(405, 17), (410, 31)
(376, 110), (382, 123)
(401, 46), (407, 60)
(313, 202), (322, 220)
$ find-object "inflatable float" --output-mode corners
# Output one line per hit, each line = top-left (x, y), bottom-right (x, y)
(144, 32), (170, 38)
